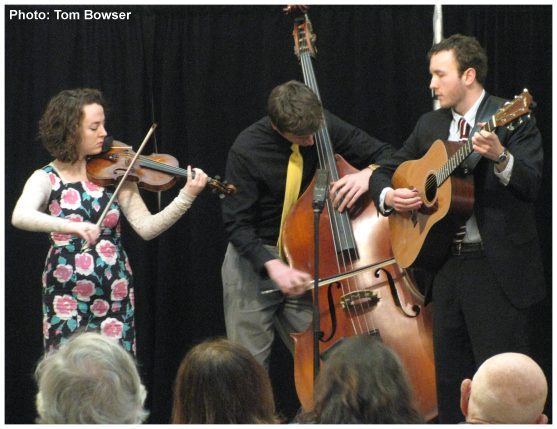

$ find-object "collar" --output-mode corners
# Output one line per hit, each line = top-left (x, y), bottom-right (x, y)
(451, 89), (486, 127)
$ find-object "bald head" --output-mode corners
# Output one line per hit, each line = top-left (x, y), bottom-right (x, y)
(462, 353), (547, 424)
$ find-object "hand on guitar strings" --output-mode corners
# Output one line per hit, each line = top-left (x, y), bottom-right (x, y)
(385, 188), (423, 213)
(471, 123), (506, 163)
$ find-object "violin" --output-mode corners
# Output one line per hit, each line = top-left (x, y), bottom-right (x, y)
(86, 137), (235, 197)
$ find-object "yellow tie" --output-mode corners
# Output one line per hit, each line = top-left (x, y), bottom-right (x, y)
(277, 143), (303, 259)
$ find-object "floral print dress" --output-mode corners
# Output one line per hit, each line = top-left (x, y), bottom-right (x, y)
(41, 165), (135, 353)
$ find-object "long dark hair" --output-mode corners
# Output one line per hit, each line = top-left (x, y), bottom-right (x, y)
(171, 337), (280, 424)
(298, 335), (424, 424)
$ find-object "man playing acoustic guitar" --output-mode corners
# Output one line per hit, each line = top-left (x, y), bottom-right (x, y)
(369, 34), (545, 423)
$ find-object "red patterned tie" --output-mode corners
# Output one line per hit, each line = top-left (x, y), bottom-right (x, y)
(458, 117), (471, 143)
(454, 118), (471, 244)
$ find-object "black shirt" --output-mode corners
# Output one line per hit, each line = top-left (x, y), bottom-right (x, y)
(221, 111), (393, 274)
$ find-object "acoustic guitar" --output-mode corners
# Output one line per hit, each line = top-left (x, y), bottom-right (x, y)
(390, 90), (534, 270)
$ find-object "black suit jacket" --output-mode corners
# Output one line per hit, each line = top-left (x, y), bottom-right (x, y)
(371, 94), (545, 308)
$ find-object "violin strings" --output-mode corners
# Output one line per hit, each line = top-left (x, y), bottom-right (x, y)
(120, 152), (187, 177)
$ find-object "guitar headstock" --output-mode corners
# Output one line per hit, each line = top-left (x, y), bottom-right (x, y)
(493, 89), (534, 129)
(287, 6), (316, 59)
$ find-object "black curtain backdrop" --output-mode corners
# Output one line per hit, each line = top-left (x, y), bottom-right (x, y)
(5, 5), (552, 424)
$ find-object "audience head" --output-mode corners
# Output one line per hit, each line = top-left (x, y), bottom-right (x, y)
(34, 331), (148, 424)
(171, 337), (280, 424)
(298, 335), (424, 424)
(267, 80), (323, 136)
(460, 352), (548, 424)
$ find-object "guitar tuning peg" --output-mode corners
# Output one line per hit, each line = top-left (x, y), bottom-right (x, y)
(507, 123), (515, 131)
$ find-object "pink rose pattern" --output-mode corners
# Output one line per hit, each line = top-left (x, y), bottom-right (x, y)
(60, 188), (81, 210)
(111, 279), (129, 301)
(82, 180), (103, 199)
(102, 209), (120, 228)
(91, 299), (109, 317)
(101, 318), (124, 339)
(96, 239), (117, 265)
(49, 199), (62, 216)
(53, 295), (78, 320)
(72, 280), (95, 301)
(40, 165), (135, 353)
(48, 172), (61, 191)
(75, 252), (94, 276)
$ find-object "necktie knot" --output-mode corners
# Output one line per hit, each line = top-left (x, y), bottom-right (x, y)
(458, 118), (471, 143)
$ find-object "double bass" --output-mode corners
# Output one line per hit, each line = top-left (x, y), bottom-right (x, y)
(282, 11), (438, 420)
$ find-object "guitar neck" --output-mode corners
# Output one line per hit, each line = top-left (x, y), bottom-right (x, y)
(436, 115), (498, 185)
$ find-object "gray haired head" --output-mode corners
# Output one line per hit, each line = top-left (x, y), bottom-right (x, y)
(34, 332), (148, 424)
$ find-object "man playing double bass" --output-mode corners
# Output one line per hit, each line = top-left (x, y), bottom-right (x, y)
(221, 80), (393, 370)
(369, 34), (545, 423)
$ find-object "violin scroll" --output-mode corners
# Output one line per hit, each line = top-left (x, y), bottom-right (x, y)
(208, 175), (236, 198)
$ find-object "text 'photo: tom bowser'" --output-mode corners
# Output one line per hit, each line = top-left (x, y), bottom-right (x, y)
(8, 8), (132, 21)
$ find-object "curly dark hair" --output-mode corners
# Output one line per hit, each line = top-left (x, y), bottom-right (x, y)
(38, 88), (106, 163)
(267, 80), (323, 135)
(428, 34), (488, 85)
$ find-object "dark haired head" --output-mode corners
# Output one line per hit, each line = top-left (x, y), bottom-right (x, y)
(428, 34), (488, 85)
(297, 335), (424, 424)
(171, 337), (280, 424)
(39, 88), (106, 163)
(267, 80), (323, 135)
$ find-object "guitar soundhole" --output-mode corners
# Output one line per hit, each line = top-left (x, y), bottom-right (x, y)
(424, 173), (437, 203)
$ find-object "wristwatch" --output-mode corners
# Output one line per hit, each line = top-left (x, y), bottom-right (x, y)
(495, 148), (509, 164)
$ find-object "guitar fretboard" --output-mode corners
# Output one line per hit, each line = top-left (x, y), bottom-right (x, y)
(435, 116), (498, 186)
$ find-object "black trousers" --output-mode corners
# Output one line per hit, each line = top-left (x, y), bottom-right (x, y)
(432, 250), (530, 423)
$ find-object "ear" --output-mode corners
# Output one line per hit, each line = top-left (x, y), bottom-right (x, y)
(460, 378), (472, 417)
(462, 67), (477, 86)
(535, 413), (548, 424)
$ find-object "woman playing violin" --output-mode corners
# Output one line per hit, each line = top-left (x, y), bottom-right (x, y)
(12, 88), (208, 353)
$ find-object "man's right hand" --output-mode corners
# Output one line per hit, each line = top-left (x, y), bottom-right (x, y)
(385, 188), (423, 212)
(264, 259), (311, 296)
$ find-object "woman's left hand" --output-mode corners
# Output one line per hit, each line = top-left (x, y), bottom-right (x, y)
(183, 165), (208, 197)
